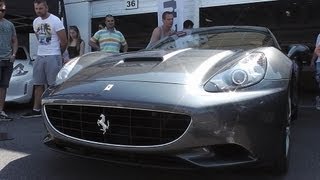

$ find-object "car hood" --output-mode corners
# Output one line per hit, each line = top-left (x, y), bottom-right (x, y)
(68, 49), (242, 85)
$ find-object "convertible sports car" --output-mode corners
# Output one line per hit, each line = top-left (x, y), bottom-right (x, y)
(41, 26), (309, 174)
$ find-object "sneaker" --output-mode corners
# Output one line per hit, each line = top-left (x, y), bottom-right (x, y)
(316, 96), (320, 110)
(0, 111), (13, 121)
(21, 110), (42, 118)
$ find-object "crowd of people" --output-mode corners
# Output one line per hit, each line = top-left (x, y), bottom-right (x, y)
(0, 0), (320, 124)
(0, 0), (194, 123)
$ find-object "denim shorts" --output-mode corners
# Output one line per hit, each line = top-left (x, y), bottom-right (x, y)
(33, 55), (62, 86)
(0, 60), (13, 88)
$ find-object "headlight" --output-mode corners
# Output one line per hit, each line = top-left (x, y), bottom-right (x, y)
(55, 57), (81, 85)
(12, 63), (28, 76)
(204, 52), (267, 92)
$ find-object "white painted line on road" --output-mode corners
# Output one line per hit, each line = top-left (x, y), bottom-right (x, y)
(0, 150), (29, 171)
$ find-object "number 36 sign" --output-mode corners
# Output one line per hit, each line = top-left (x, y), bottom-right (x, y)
(126, 0), (138, 9)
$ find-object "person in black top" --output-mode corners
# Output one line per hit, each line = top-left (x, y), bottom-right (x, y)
(67, 25), (85, 60)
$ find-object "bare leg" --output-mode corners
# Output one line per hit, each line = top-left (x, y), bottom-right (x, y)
(0, 87), (6, 111)
(33, 85), (44, 110)
(0, 88), (13, 141)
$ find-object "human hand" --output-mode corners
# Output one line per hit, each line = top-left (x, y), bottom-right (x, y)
(315, 45), (320, 57)
(9, 54), (16, 63)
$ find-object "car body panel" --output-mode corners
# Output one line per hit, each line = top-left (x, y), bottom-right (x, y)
(63, 47), (291, 86)
(41, 26), (296, 170)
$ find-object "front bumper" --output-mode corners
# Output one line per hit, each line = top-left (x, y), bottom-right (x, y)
(41, 79), (288, 168)
(44, 134), (257, 169)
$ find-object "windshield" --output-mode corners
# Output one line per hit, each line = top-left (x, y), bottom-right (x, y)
(148, 29), (275, 51)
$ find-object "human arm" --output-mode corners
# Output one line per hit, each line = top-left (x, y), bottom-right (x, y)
(57, 29), (68, 54)
(311, 35), (320, 68)
(120, 33), (128, 52)
(89, 37), (100, 51)
(79, 40), (85, 55)
(122, 43), (128, 52)
(10, 35), (18, 62)
(311, 45), (320, 68)
(148, 27), (161, 47)
(10, 25), (18, 62)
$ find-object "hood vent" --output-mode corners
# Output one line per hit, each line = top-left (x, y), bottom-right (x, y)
(124, 57), (163, 62)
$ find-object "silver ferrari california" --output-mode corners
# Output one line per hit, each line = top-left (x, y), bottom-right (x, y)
(41, 26), (309, 174)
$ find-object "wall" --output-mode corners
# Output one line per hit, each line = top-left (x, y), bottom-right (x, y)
(199, 0), (276, 7)
(63, 0), (277, 52)
(90, 0), (198, 28)
(65, 1), (91, 53)
(91, 0), (156, 17)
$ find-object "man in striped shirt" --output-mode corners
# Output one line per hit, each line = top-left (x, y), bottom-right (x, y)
(89, 14), (128, 53)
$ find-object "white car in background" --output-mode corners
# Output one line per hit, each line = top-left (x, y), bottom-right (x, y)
(6, 46), (34, 104)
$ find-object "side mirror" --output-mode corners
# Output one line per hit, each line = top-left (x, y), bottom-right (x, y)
(287, 44), (311, 64)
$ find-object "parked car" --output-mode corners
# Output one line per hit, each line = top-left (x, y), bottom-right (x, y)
(6, 46), (34, 104)
(41, 26), (309, 174)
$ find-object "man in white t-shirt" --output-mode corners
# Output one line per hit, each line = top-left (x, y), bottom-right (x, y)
(22, 0), (67, 118)
(311, 34), (320, 110)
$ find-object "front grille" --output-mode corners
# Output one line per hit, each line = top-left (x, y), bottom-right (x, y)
(45, 105), (191, 146)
